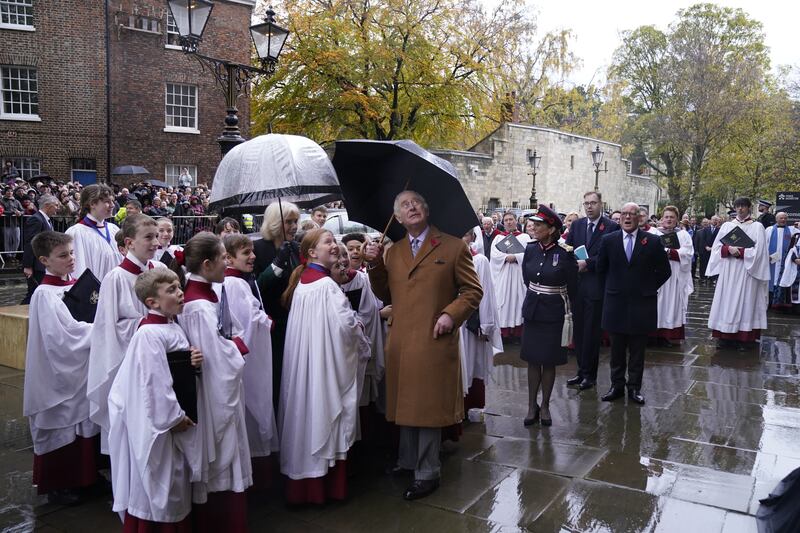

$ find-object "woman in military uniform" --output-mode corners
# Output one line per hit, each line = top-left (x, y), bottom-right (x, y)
(520, 205), (578, 426)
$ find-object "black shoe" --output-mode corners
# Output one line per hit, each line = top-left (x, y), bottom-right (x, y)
(628, 389), (645, 405)
(540, 407), (552, 427)
(385, 464), (413, 476)
(523, 405), (540, 426)
(566, 375), (582, 387)
(601, 388), (625, 402)
(578, 379), (595, 391)
(403, 478), (440, 500)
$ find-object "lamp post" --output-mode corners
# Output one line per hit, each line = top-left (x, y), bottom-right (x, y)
(166, 1), (289, 156)
(591, 144), (607, 192)
(527, 148), (542, 209)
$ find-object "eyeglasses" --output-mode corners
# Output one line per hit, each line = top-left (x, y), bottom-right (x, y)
(620, 211), (639, 217)
(400, 199), (422, 210)
(583, 201), (599, 207)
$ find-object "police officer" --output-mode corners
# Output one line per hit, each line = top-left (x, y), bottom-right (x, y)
(520, 205), (578, 427)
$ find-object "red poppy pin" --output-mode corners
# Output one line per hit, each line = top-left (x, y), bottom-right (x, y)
(431, 238), (439, 247)
(599, 224), (605, 231)
(641, 238), (648, 246)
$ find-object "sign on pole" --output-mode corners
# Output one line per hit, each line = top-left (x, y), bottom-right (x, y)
(775, 192), (800, 222)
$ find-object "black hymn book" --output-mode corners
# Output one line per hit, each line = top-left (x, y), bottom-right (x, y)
(494, 234), (526, 254)
(720, 226), (756, 249)
(63, 270), (101, 323)
(166, 350), (199, 423)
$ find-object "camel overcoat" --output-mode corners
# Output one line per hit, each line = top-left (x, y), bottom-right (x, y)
(369, 226), (482, 427)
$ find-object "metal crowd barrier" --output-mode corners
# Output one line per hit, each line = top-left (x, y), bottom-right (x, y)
(0, 213), (220, 271)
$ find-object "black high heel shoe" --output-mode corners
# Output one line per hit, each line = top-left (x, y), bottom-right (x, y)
(524, 405), (540, 426)
(540, 406), (552, 427)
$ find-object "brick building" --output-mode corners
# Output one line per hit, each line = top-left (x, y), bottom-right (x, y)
(1, 0), (256, 187)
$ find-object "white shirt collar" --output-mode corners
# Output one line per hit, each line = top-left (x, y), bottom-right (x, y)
(44, 269), (70, 281)
(623, 229), (637, 238)
(588, 215), (601, 225)
(408, 225), (430, 244)
(125, 252), (148, 270)
(40, 211), (50, 223)
(187, 272), (212, 284)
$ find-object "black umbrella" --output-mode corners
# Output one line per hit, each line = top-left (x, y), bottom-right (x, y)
(757, 466), (800, 533)
(332, 139), (476, 242)
(111, 165), (151, 176)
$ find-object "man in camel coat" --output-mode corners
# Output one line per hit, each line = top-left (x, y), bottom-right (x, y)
(365, 190), (482, 501)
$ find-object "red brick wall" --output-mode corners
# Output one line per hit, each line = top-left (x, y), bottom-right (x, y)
(108, 0), (255, 188)
(0, 0), (108, 182)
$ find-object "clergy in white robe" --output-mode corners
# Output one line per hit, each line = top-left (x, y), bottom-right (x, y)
(764, 215), (798, 306)
(779, 236), (800, 306)
(180, 274), (252, 502)
(707, 208), (770, 343)
(650, 226), (694, 341)
(23, 273), (100, 496)
(222, 267), (279, 486)
(460, 247), (504, 412)
(65, 214), (122, 281)
(489, 230), (532, 338)
(341, 269), (386, 408)
(278, 264), (370, 504)
(87, 254), (164, 453)
(108, 314), (198, 527)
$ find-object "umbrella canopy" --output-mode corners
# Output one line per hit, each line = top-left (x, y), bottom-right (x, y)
(144, 179), (170, 188)
(208, 134), (341, 214)
(111, 165), (151, 175)
(332, 139), (477, 242)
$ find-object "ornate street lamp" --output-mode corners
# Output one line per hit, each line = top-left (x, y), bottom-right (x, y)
(591, 144), (607, 192)
(527, 148), (542, 209)
(166, 2), (289, 155)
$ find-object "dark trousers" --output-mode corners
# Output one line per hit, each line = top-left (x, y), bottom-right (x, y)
(21, 269), (44, 304)
(573, 295), (603, 382)
(609, 333), (647, 390)
(691, 254), (698, 278)
(699, 252), (710, 280)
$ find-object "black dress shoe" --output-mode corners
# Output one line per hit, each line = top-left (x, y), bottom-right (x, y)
(566, 375), (582, 387)
(628, 389), (645, 405)
(524, 405), (540, 426)
(601, 388), (625, 402)
(578, 379), (595, 391)
(403, 478), (440, 500)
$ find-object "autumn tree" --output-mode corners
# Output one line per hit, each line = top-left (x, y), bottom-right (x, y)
(251, 0), (573, 148)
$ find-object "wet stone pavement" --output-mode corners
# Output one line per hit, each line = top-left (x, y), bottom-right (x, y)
(1, 283), (799, 531)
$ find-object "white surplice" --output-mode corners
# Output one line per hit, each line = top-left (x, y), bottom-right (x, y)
(23, 283), (99, 455)
(180, 277), (252, 498)
(108, 322), (198, 523)
(651, 229), (694, 329)
(489, 232), (531, 329)
(279, 276), (370, 480)
(221, 275), (279, 457)
(65, 220), (122, 281)
(707, 219), (770, 333)
(779, 244), (800, 304)
(341, 270), (386, 407)
(764, 225), (798, 290)
(87, 256), (165, 453)
(154, 244), (183, 263)
(460, 252), (504, 392)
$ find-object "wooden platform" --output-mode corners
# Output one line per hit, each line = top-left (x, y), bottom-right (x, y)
(0, 305), (29, 370)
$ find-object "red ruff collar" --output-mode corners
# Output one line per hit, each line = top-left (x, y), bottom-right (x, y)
(139, 313), (170, 328)
(119, 257), (154, 275)
(224, 267), (249, 279)
(41, 274), (75, 287)
(184, 279), (218, 303)
(300, 266), (329, 284)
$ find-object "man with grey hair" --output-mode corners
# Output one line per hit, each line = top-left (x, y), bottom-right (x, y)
(476, 216), (499, 257)
(364, 190), (482, 500)
(21, 194), (59, 303)
(764, 211), (798, 306)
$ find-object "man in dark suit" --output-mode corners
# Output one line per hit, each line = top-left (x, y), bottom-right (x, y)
(698, 215), (721, 285)
(596, 202), (671, 405)
(21, 194), (59, 304)
(565, 191), (619, 391)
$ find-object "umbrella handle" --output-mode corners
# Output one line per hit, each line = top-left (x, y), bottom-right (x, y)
(380, 213), (396, 242)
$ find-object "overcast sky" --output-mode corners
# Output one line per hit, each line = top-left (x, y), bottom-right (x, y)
(533, 0), (799, 86)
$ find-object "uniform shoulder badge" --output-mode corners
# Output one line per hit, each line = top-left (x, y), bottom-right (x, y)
(559, 242), (573, 252)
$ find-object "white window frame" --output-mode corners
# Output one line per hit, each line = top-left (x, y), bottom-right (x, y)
(1, 156), (41, 180)
(165, 12), (182, 50)
(0, 0), (34, 31)
(164, 82), (199, 134)
(165, 164), (197, 187)
(0, 65), (40, 121)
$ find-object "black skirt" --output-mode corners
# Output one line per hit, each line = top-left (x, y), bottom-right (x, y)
(520, 318), (567, 366)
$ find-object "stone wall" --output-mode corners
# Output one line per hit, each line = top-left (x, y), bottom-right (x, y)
(434, 123), (661, 215)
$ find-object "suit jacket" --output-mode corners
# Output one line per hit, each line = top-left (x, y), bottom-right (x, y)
(698, 226), (719, 258)
(597, 229), (672, 334)
(566, 216), (619, 300)
(369, 225), (482, 427)
(22, 211), (52, 272)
